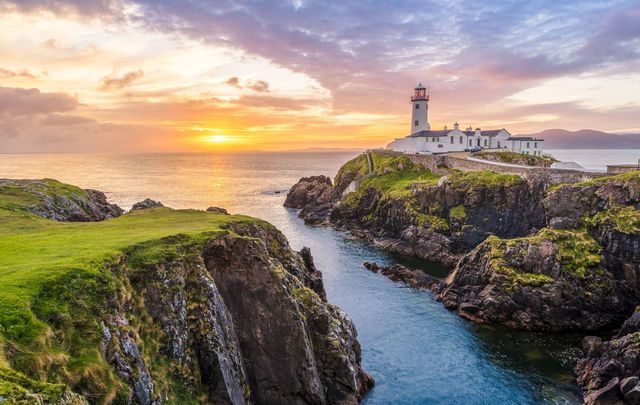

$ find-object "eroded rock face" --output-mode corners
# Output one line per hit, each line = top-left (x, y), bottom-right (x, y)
(284, 175), (334, 225)
(99, 222), (372, 404)
(545, 175), (640, 230)
(434, 231), (637, 332)
(0, 179), (124, 221)
(576, 309), (640, 404)
(203, 222), (372, 404)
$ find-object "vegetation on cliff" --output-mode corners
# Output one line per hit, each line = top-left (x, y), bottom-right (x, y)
(472, 150), (558, 167)
(0, 179), (372, 404)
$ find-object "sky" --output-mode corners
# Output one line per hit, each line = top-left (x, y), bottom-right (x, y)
(0, 0), (639, 153)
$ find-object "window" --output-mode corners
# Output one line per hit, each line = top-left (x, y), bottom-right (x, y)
(415, 104), (420, 109)
(415, 120), (419, 126)
(432, 137), (436, 142)
(460, 136), (463, 144)
(527, 142), (530, 148)
(437, 144), (443, 148)
(450, 136), (454, 144)
(484, 139), (487, 146)
(497, 141), (501, 148)
(469, 139), (472, 146)
(534, 142), (537, 148)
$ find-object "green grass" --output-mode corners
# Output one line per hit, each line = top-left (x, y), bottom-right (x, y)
(585, 205), (640, 234)
(449, 205), (467, 222)
(0, 179), (263, 399)
(485, 228), (602, 283)
(473, 151), (558, 167)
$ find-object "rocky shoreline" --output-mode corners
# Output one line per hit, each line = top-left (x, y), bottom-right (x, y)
(285, 151), (640, 404)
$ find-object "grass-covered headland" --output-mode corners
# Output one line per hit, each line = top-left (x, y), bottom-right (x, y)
(0, 179), (261, 402)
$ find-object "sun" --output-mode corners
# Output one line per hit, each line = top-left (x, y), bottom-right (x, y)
(204, 135), (228, 143)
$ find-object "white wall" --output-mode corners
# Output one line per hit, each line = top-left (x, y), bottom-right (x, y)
(410, 99), (430, 133)
(506, 139), (544, 155)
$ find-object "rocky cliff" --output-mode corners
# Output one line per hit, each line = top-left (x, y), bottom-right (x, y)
(287, 153), (546, 266)
(0, 178), (124, 221)
(0, 179), (372, 404)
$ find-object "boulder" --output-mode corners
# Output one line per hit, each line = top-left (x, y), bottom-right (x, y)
(284, 175), (334, 225)
(206, 206), (229, 215)
(131, 198), (164, 211)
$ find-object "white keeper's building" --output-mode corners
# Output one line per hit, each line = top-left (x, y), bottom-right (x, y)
(386, 83), (544, 155)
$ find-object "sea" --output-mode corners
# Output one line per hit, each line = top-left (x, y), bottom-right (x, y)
(2, 149), (639, 404)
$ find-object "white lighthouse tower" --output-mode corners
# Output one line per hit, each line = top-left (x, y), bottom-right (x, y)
(410, 83), (430, 134)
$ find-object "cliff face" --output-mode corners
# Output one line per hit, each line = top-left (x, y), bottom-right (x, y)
(0, 180), (372, 404)
(287, 153), (546, 266)
(436, 175), (640, 332)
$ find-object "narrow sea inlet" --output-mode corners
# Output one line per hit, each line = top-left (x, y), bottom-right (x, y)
(4, 151), (629, 403)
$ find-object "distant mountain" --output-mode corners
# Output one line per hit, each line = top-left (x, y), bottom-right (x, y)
(516, 129), (640, 149)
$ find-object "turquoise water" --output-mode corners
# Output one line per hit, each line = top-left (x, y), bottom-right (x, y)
(0, 151), (586, 403)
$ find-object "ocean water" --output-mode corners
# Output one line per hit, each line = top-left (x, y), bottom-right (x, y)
(2, 150), (627, 404)
(546, 149), (640, 171)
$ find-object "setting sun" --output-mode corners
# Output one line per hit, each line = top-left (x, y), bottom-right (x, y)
(204, 135), (228, 143)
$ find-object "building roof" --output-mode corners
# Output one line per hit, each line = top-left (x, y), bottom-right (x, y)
(409, 129), (507, 138)
(480, 130), (504, 136)
(507, 136), (544, 141)
(409, 130), (450, 138)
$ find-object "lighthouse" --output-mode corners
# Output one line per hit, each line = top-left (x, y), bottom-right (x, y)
(410, 83), (430, 134)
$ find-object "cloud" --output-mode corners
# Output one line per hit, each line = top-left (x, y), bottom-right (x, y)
(225, 76), (241, 88)
(0, 86), (77, 116)
(247, 80), (269, 93)
(99, 69), (144, 91)
(0, 67), (39, 79)
(225, 77), (270, 92)
(0, 0), (122, 17)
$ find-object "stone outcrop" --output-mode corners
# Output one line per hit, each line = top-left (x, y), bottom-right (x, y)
(206, 206), (229, 215)
(576, 309), (640, 404)
(363, 261), (439, 290)
(130, 198), (165, 211)
(544, 173), (640, 230)
(434, 229), (636, 331)
(284, 175), (334, 225)
(0, 178), (123, 221)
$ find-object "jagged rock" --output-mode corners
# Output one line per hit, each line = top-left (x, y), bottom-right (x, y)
(284, 175), (334, 225)
(203, 222), (372, 403)
(131, 198), (165, 211)
(577, 309), (640, 405)
(206, 206), (229, 215)
(0, 178), (123, 221)
(374, 226), (460, 267)
(434, 229), (637, 331)
(363, 261), (439, 289)
(544, 174), (640, 229)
